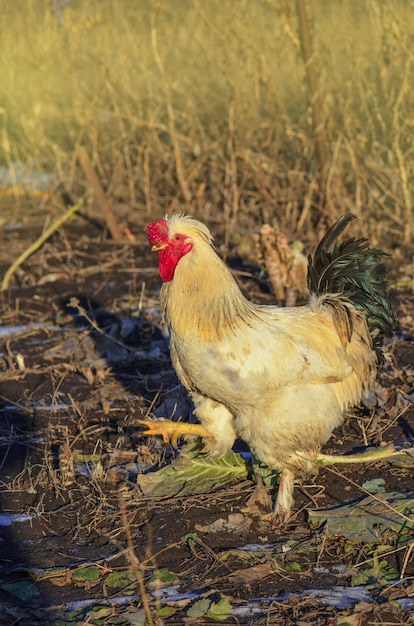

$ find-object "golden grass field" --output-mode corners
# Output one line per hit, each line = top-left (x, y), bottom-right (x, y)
(0, 0), (413, 242)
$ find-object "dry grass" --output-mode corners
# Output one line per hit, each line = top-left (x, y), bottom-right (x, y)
(0, 1), (413, 242)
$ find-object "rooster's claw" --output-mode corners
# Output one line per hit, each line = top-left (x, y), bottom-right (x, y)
(137, 419), (212, 448)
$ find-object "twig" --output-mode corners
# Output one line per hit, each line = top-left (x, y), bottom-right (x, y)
(143, 146), (152, 215)
(0, 425), (14, 472)
(392, 57), (411, 243)
(295, 0), (329, 174)
(400, 541), (414, 579)
(151, 22), (191, 204)
(78, 146), (124, 241)
(118, 494), (154, 626)
(223, 101), (239, 261)
(1, 201), (82, 291)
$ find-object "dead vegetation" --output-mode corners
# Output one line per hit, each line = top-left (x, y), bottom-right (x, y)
(0, 1), (413, 244)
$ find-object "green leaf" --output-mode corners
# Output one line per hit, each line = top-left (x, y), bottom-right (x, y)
(187, 598), (211, 618)
(187, 596), (233, 621)
(60, 610), (84, 621)
(84, 606), (113, 620)
(362, 478), (386, 493)
(207, 596), (233, 622)
(105, 569), (136, 589)
(157, 606), (175, 618)
(1, 580), (40, 601)
(281, 561), (302, 572)
(250, 453), (278, 486)
(309, 491), (414, 542)
(351, 556), (399, 587)
(148, 567), (178, 584)
(138, 442), (248, 497)
(72, 565), (100, 581)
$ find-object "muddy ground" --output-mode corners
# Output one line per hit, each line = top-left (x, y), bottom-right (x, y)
(0, 207), (413, 625)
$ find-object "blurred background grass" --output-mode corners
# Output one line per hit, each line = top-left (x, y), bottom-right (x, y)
(0, 0), (412, 242)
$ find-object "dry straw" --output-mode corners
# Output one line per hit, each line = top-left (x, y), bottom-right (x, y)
(0, 1), (412, 242)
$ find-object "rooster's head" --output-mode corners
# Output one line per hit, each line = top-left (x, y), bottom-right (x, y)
(146, 213), (213, 282)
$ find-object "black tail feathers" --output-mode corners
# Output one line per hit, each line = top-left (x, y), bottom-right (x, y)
(307, 215), (397, 345)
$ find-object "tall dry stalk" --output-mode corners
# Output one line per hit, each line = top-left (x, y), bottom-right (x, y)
(295, 0), (330, 176)
(223, 101), (239, 260)
(392, 58), (412, 244)
(78, 147), (124, 241)
(0, 1), (412, 243)
(151, 21), (191, 205)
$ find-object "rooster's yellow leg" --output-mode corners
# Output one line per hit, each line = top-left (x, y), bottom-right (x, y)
(137, 419), (212, 448)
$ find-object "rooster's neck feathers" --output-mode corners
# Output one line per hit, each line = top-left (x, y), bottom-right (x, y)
(161, 217), (255, 339)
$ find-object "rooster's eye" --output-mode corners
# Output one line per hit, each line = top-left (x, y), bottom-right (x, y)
(173, 234), (182, 241)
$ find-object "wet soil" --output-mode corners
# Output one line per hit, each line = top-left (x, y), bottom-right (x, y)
(0, 210), (413, 624)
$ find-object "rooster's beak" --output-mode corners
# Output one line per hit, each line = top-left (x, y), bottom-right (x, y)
(151, 243), (167, 252)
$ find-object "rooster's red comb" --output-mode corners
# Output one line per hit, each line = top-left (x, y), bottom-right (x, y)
(146, 219), (169, 246)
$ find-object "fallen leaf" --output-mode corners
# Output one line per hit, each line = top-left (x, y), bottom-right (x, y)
(187, 598), (211, 619)
(362, 478), (386, 494)
(137, 442), (248, 497)
(105, 569), (136, 589)
(336, 614), (364, 626)
(1, 581), (40, 602)
(226, 562), (274, 587)
(72, 565), (100, 582)
(187, 596), (232, 622)
(147, 567), (179, 588)
(309, 491), (414, 541)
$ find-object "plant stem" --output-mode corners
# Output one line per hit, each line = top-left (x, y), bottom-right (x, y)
(1, 201), (82, 291)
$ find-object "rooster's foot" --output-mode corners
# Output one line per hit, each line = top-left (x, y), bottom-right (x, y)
(137, 419), (212, 448)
